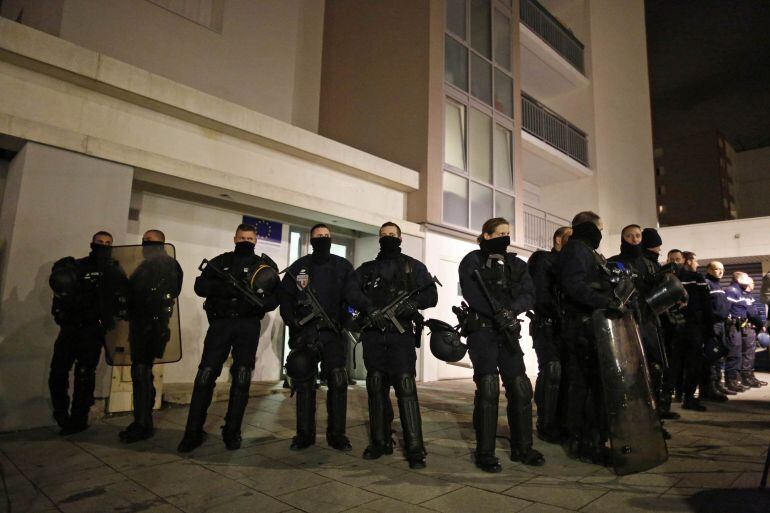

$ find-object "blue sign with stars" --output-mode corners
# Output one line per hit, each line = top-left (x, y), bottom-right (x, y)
(242, 215), (282, 245)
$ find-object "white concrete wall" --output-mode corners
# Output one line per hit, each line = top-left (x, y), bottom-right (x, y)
(56, 0), (324, 131)
(0, 143), (133, 432)
(127, 188), (290, 385)
(734, 146), (770, 219)
(659, 217), (770, 263)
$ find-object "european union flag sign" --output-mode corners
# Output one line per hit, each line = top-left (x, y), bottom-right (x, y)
(242, 215), (282, 245)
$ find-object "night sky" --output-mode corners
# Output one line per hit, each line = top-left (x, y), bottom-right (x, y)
(646, 0), (770, 151)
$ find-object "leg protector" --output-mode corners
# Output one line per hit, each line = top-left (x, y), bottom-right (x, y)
(48, 366), (71, 427)
(120, 364), (155, 443)
(393, 373), (426, 466)
(70, 362), (97, 423)
(223, 366), (252, 449)
(473, 374), (500, 468)
(291, 375), (317, 450)
(537, 361), (562, 442)
(363, 371), (392, 458)
(326, 367), (351, 450)
(505, 375), (544, 466)
(184, 367), (218, 435)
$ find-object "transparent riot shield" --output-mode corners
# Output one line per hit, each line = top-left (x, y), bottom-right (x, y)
(104, 244), (183, 366)
(592, 310), (668, 475)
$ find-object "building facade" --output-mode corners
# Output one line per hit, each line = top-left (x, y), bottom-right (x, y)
(0, 0), (656, 431)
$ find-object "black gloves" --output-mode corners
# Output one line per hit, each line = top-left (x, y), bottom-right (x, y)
(494, 308), (518, 331)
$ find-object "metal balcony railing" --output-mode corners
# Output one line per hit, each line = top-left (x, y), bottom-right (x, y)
(520, 0), (585, 73)
(524, 204), (570, 250)
(521, 92), (589, 166)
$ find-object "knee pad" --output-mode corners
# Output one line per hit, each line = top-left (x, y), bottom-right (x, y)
(545, 361), (562, 386)
(475, 374), (500, 402)
(195, 367), (219, 387)
(130, 363), (153, 383)
(328, 367), (348, 390)
(230, 366), (252, 391)
(366, 370), (386, 393)
(505, 376), (533, 403)
(393, 373), (417, 399)
(74, 363), (96, 382)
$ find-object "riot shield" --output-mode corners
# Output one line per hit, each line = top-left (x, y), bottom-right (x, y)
(592, 309), (668, 475)
(104, 244), (183, 366)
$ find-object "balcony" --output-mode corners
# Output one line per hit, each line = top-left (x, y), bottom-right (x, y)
(523, 204), (570, 250)
(521, 92), (592, 186)
(519, 0), (589, 99)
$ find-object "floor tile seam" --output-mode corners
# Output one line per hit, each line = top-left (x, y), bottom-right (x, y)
(0, 446), (66, 513)
(574, 486), (612, 511)
(72, 440), (188, 471)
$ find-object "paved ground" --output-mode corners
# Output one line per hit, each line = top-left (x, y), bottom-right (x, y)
(2, 376), (769, 513)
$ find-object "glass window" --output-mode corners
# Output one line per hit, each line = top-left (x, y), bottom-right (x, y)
(493, 10), (511, 71)
(495, 191), (515, 225)
(471, 53), (492, 105)
(470, 0), (491, 59)
(445, 35), (468, 91)
(469, 108), (492, 183)
(444, 100), (466, 171)
(493, 124), (513, 190)
(471, 182), (493, 232)
(443, 172), (469, 227)
(494, 69), (512, 118)
(446, 0), (466, 39)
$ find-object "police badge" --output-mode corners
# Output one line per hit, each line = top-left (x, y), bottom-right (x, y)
(297, 269), (309, 289)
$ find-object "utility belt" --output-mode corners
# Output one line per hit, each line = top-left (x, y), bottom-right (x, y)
(362, 318), (416, 334)
(206, 310), (259, 321)
(725, 317), (746, 328)
(464, 311), (495, 332)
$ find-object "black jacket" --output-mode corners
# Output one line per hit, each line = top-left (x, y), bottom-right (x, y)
(705, 273), (730, 322)
(459, 250), (535, 320)
(527, 249), (559, 318)
(558, 239), (611, 315)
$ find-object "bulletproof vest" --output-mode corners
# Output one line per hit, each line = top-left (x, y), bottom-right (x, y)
(361, 256), (414, 309)
(52, 256), (126, 326)
(129, 255), (180, 321)
(293, 255), (345, 324)
(203, 252), (271, 318)
(476, 253), (524, 306)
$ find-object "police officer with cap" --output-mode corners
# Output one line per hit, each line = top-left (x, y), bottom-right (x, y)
(49, 230), (127, 435)
(119, 229), (183, 443)
(527, 226), (571, 444)
(178, 223), (279, 452)
(279, 223), (366, 452)
(354, 222), (438, 469)
(459, 217), (542, 473)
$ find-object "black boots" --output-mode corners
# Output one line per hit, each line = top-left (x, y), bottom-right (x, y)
(178, 367), (218, 453)
(741, 371), (762, 388)
(326, 367), (352, 451)
(394, 373), (427, 469)
(363, 371), (394, 460)
(473, 374), (502, 473)
(290, 375), (316, 451)
(506, 376), (545, 466)
(120, 364), (156, 443)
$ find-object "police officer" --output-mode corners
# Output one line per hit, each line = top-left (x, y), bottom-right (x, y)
(701, 261), (731, 401)
(279, 223), (365, 452)
(355, 222), (438, 469)
(725, 272), (762, 391)
(661, 250), (709, 411)
(559, 211), (619, 464)
(119, 230), (183, 443)
(49, 231), (127, 435)
(741, 280), (766, 388)
(527, 226), (571, 444)
(460, 217), (542, 473)
(178, 223), (279, 452)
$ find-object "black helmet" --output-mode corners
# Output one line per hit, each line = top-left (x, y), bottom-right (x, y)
(425, 319), (467, 362)
(285, 346), (318, 382)
(49, 257), (79, 296)
(249, 263), (279, 297)
(646, 273), (686, 314)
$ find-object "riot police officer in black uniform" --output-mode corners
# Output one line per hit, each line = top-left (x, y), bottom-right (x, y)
(49, 231), (127, 435)
(178, 223), (279, 452)
(354, 222), (438, 469)
(119, 229), (183, 443)
(559, 211), (619, 464)
(527, 226), (571, 444)
(459, 217), (542, 473)
(279, 223), (365, 452)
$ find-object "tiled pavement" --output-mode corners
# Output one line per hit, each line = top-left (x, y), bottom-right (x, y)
(2, 376), (769, 513)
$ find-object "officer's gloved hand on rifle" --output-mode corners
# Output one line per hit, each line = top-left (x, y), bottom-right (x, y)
(367, 309), (390, 331)
(395, 299), (419, 318)
(605, 297), (628, 319)
(494, 308), (518, 331)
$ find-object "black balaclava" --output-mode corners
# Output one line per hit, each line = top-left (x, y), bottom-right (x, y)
(480, 235), (510, 256)
(310, 237), (332, 263)
(641, 228), (662, 249)
(570, 222), (602, 250)
(141, 240), (165, 259)
(90, 243), (112, 261)
(619, 238), (643, 258)
(378, 236), (402, 258)
(234, 241), (255, 258)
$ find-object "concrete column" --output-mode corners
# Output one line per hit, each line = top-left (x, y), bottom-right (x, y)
(0, 142), (133, 431)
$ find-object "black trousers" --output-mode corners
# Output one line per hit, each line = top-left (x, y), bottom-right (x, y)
(663, 319), (704, 400)
(200, 317), (262, 372)
(361, 329), (418, 376)
(49, 324), (104, 420)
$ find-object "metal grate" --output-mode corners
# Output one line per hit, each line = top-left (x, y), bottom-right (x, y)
(522, 92), (588, 166)
(523, 204), (570, 250)
(520, 0), (585, 73)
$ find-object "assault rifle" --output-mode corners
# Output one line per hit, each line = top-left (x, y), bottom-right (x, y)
(198, 258), (264, 309)
(359, 274), (442, 335)
(281, 268), (340, 334)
